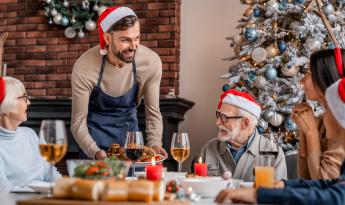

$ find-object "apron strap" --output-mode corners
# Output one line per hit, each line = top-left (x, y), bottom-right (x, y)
(96, 56), (107, 87)
(132, 60), (137, 86)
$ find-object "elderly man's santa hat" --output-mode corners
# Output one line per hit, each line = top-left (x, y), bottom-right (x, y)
(97, 6), (137, 55)
(326, 78), (345, 129)
(218, 89), (261, 119)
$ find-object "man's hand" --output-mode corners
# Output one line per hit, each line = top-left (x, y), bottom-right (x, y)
(215, 188), (257, 204)
(152, 145), (168, 157)
(95, 150), (107, 160)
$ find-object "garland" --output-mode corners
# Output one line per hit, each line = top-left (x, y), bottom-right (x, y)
(41, 0), (110, 39)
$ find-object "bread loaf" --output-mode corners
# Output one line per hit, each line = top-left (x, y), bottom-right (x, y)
(101, 180), (128, 201)
(153, 181), (165, 201)
(128, 180), (154, 202)
(71, 179), (104, 201)
(53, 177), (77, 198)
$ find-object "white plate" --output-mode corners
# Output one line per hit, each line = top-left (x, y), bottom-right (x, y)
(28, 181), (54, 193)
(240, 182), (254, 188)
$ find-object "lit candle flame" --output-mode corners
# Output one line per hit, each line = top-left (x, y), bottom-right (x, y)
(188, 187), (193, 194)
(198, 156), (203, 164)
(151, 157), (156, 166)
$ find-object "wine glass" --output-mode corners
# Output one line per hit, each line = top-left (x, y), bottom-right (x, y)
(124, 131), (144, 177)
(171, 132), (190, 172)
(38, 120), (68, 196)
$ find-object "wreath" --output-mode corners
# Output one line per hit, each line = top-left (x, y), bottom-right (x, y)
(41, 0), (110, 39)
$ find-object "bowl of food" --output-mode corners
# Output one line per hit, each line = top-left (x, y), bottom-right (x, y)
(179, 177), (242, 198)
(67, 158), (131, 180)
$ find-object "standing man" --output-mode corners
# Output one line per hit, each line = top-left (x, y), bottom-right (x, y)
(71, 6), (167, 159)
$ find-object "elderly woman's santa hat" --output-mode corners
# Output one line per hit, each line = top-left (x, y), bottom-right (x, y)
(97, 6), (137, 55)
(218, 89), (261, 119)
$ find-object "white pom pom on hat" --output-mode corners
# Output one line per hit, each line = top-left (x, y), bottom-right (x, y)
(325, 78), (345, 129)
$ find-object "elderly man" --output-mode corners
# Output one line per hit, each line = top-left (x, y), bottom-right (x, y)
(200, 89), (287, 181)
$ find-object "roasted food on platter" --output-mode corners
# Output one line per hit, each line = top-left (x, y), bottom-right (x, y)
(107, 144), (165, 163)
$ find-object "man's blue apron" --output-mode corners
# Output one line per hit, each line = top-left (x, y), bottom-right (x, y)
(79, 56), (139, 159)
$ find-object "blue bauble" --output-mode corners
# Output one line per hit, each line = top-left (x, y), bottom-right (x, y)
(264, 67), (277, 80)
(61, 17), (69, 27)
(253, 8), (261, 17)
(222, 84), (230, 92)
(279, 3), (286, 11)
(285, 117), (298, 131)
(257, 126), (265, 134)
(248, 71), (257, 81)
(244, 28), (258, 42)
(295, 0), (304, 4)
(328, 43), (336, 49)
(278, 41), (287, 52)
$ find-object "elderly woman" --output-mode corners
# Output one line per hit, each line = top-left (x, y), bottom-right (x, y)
(0, 77), (61, 192)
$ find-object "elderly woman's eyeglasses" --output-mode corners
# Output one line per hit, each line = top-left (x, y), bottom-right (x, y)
(17, 94), (29, 103)
(216, 111), (242, 123)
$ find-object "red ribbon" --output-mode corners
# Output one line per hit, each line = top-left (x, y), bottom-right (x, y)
(0, 78), (5, 104)
(339, 78), (345, 103)
(334, 48), (344, 77)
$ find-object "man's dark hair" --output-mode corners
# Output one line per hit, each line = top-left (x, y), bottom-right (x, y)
(310, 49), (345, 93)
(108, 15), (138, 32)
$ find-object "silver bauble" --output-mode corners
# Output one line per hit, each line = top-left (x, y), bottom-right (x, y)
(269, 112), (284, 126)
(48, 18), (53, 25)
(251, 47), (267, 63)
(50, 8), (58, 16)
(281, 64), (299, 77)
(53, 13), (63, 25)
(322, 2), (335, 15)
(258, 119), (269, 131)
(45, 0), (52, 4)
(85, 19), (96, 31)
(71, 17), (76, 24)
(98, 6), (107, 15)
(264, 66), (277, 80)
(285, 117), (298, 131)
(265, 0), (279, 16)
(93, 4), (99, 11)
(263, 110), (274, 121)
(63, 0), (69, 7)
(61, 16), (69, 27)
(233, 33), (243, 45)
(306, 38), (321, 52)
(64, 27), (76, 39)
(78, 29), (85, 38)
(255, 76), (267, 88)
(265, 45), (279, 58)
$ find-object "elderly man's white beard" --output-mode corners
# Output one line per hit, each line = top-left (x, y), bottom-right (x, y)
(217, 124), (241, 142)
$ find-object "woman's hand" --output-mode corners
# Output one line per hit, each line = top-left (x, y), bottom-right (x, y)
(274, 180), (285, 188)
(215, 188), (257, 204)
(292, 102), (318, 136)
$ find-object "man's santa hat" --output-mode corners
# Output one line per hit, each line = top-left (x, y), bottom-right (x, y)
(326, 78), (345, 129)
(97, 6), (137, 55)
(218, 89), (261, 119)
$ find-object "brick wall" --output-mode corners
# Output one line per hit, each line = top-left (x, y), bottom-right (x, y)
(0, 0), (180, 99)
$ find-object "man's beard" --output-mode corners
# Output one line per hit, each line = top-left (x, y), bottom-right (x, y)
(217, 124), (241, 142)
(110, 41), (136, 63)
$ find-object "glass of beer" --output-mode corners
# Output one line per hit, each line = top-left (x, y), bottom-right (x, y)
(39, 120), (68, 196)
(255, 133), (279, 188)
(171, 132), (190, 172)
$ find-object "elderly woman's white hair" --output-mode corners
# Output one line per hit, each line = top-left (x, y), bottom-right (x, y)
(0, 77), (26, 114)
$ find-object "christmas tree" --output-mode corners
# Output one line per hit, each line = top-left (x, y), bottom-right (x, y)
(222, 0), (344, 154)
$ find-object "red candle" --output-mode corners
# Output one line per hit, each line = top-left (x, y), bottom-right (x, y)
(146, 157), (163, 181)
(194, 157), (208, 176)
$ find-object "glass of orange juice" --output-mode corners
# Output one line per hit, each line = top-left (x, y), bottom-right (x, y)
(255, 133), (278, 188)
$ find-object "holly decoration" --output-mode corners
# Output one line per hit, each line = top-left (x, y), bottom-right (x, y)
(41, 0), (111, 39)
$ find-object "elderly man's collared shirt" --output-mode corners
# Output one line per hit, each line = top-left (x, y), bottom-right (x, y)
(226, 130), (256, 164)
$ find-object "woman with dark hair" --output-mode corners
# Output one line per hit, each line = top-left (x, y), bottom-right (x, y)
(214, 49), (345, 205)
(292, 49), (345, 179)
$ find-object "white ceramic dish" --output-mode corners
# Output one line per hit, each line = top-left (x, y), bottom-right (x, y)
(28, 181), (54, 193)
(240, 182), (254, 188)
(180, 177), (242, 198)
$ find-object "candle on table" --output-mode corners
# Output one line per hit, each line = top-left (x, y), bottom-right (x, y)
(146, 157), (163, 181)
(194, 157), (208, 176)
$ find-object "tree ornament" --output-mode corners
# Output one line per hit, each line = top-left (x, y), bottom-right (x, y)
(71, 16), (76, 24)
(85, 19), (96, 31)
(93, 4), (99, 11)
(294, 0), (304, 4)
(258, 119), (269, 133)
(285, 117), (298, 131)
(281, 64), (299, 77)
(48, 18), (53, 25)
(263, 110), (274, 121)
(278, 41), (287, 52)
(251, 47), (267, 63)
(264, 66), (277, 80)
(63, 0), (69, 8)
(255, 75), (267, 88)
(322, 2), (335, 15)
(50, 8), (58, 16)
(98, 6), (107, 15)
(248, 71), (256, 81)
(265, 0), (279, 16)
(78, 29), (85, 38)
(244, 28), (259, 42)
(45, 0), (52, 4)
(305, 38), (321, 52)
(64, 27), (76, 39)
(269, 112), (284, 126)
(265, 45), (279, 58)
(222, 84), (231, 92)
(253, 7), (261, 17)
(328, 42), (336, 49)
(244, 7), (254, 17)
(61, 16), (69, 27)
(53, 13), (62, 25)
(82, 0), (90, 10)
